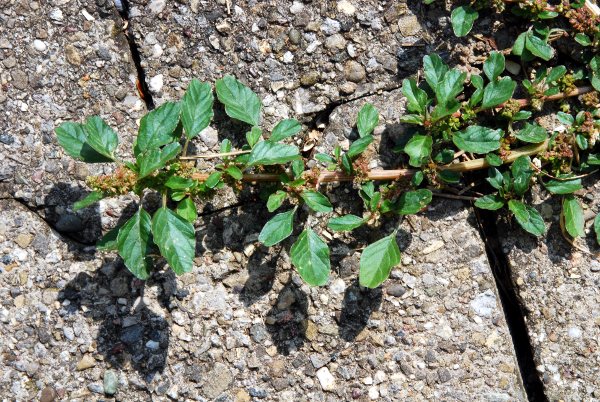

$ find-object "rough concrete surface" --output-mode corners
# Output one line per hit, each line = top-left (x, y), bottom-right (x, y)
(498, 183), (600, 401)
(0, 195), (526, 400)
(3, 0), (594, 401)
(127, 0), (431, 131)
(0, 0), (145, 243)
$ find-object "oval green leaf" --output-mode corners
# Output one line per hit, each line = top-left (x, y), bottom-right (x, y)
(247, 141), (300, 166)
(474, 194), (505, 210)
(152, 207), (196, 275)
(327, 215), (365, 232)
(84, 116), (118, 159)
(181, 79), (214, 139)
(562, 195), (584, 238)
(135, 102), (181, 155)
(396, 189), (433, 215)
(451, 5), (479, 37)
(356, 103), (379, 137)
(290, 228), (331, 286)
(359, 233), (401, 288)
(453, 126), (502, 154)
(508, 200), (545, 236)
(215, 75), (261, 126)
(258, 208), (296, 247)
(270, 119), (302, 142)
(117, 209), (154, 279)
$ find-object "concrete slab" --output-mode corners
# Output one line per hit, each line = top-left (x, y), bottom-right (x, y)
(498, 183), (600, 400)
(0, 0), (145, 242)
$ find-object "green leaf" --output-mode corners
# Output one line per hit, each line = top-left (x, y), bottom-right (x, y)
(525, 34), (554, 61)
(487, 168), (504, 190)
(404, 135), (432, 167)
(290, 228), (330, 286)
(165, 176), (195, 189)
(547, 66), (567, 83)
(224, 165), (243, 180)
(267, 190), (286, 212)
(246, 126), (262, 148)
(474, 194), (505, 210)
(423, 54), (448, 90)
(453, 126), (502, 154)
(181, 79), (213, 139)
(356, 103), (379, 137)
(215, 75), (261, 126)
(270, 119), (301, 142)
(451, 5), (478, 37)
(576, 134), (588, 150)
(137, 143), (181, 178)
(396, 189), (432, 215)
(515, 123), (547, 143)
(220, 138), (232, 153)
(485, 153), (503, 166)
(402, 78), (428, 115)
(84, 116), (118, 159)
(469, 74), (485, 107)
(73, 191), (104, 211)
(135, 102), (181, 155)
(347, 135), (374, 159)
(563, 195), (585, 238)
(327, 214), (365, 231)
(544, 178), (583, 194)
(511, 156), (533, 197)
(248, 141), (300, 166)
(483, 51), (505, 81)
(430, 100), (461, 121)
(341, 153), (352, 173)
(588, 153), (600, 165)
(359, 233), (401, 288)
(412, 171), (424, 186)
(481, 77), (516, 109)
(594, 214), (600, 245)
(438, 170), (461, 183)
(538, 10), (558, 18)
(258, 208), (296, 246)
(117, 209), (154, 279)
(152, 207), (196, 275)
(400, 114), (424, 125)
(291, 159), (304, 179)
(557, 112), (574, 125)
(97, 224), (122, 251)
(513, 111), (532, 121)
(301, 190), (333, 213)
(436, 69), (466, 105)
(204, 172), (222, 189)
(55, 122), (112, 163)
(315, 153), (336, 164)
(575, 33), (592, 47)
(590, 56), (600, 91)
(512, 32), (527, 56)
(176, 197), (198, 223)
(508, 200), (545, 236)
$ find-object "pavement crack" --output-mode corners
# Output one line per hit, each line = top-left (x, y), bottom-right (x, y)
(473, 207), (548, 402)
(307, 83), (402, 130)
(4, 196), (92, 249)
(116, 0), (155, 110)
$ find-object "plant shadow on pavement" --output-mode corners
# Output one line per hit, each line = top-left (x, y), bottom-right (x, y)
(265, 279), (309, 355)
(57, 257), (180, 379)
(56, 199), (183, 379)
(43, 183), (105, 257)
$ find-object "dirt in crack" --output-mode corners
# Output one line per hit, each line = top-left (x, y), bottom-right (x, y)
(474, 208), (547, 402)
(115, 0), (155, 110)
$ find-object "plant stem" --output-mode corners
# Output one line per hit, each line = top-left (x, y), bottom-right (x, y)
(189, 141), (549, 183)
(182, 139), (190, 157)
(181, 150), (251, 160)
(440, 140), (548, 172)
